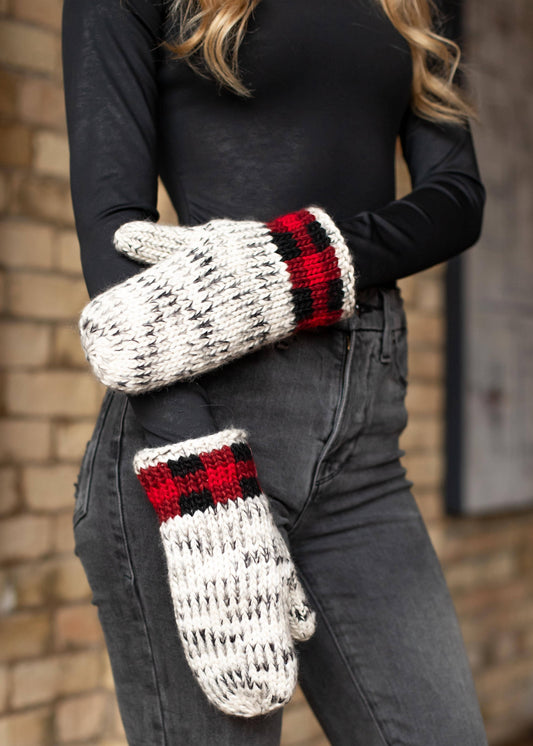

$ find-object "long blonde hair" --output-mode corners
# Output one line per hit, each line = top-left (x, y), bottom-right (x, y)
(167, 0), (476, 126)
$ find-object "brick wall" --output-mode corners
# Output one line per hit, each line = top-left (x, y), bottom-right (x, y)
(0, 1), (532, 745)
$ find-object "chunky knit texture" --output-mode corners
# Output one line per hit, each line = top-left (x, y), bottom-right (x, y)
(134, 428), (316, 717)
(79, 205), (357, 393)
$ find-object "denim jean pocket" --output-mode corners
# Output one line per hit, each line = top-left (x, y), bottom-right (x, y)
(73, 389), (114, 527)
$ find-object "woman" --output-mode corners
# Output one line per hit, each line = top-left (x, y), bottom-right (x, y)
(62, 0), (488, 743)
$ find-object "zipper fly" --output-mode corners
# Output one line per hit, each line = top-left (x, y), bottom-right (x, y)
(311, 328), (355, 486)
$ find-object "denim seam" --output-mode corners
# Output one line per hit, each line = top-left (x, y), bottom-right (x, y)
(296, 562), (391, 746)
(114, 397), (168, 746)
(288, 328), (355, 536)
(73, 389), (115, 527)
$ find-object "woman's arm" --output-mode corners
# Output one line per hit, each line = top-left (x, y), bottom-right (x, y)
(337, 106), (486, 290)
(62, 0), (217, 442)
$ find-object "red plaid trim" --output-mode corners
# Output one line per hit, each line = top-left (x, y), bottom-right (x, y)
(136, 442), (261, 523)
(266, 208), (344, 329)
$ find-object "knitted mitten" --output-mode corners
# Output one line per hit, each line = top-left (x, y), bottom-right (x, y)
(79, 205), (357, 393)
(134, 427), (316, 717)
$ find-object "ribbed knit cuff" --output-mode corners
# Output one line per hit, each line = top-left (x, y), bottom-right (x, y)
(134, 428), (261, 523)
(265, 205), (355, 330)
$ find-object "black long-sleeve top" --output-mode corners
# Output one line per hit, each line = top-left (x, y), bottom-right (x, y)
(62, 0), (486, 444)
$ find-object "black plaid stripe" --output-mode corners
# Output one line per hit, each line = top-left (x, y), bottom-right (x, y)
(327, 277), (345, 311)
(291, 287), (314, 323)
(268, 230), (301, 261)
(305, 219), (330, 252)
(179, 489), (215, 516)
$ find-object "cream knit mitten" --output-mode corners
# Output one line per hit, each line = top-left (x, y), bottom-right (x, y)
(79, 206), (357, 393)
(134, 427), (316, 717)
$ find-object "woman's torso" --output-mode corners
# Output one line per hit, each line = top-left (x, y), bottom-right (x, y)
(156, 0), (412, 226)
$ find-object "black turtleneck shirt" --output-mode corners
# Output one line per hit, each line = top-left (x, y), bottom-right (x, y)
(62, 0), (486, 444)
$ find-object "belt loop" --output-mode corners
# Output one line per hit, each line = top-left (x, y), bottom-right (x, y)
(379, 287), (392, 364)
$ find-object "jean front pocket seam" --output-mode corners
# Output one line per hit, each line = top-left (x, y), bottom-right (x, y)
(73, 389), (115, 527)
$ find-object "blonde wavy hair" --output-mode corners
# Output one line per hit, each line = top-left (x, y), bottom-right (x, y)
(167, 0), (476, 127)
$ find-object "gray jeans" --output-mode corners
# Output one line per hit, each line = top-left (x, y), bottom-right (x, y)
(73, 285), (488, 746)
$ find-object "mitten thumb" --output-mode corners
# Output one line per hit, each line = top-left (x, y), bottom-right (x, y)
(285, 565), (317, 642)
(114, 220), (198, 264)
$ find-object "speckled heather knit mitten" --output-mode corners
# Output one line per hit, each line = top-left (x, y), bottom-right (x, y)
(134, 427), (316, 718)
(79, 206), (357, 393)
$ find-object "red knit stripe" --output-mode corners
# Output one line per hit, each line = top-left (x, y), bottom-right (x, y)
(266, 208), (344, 329)
(200, 446), (242, 505)
(137, 445), (260, 523)
(266, 208), (315, 237)
(285, 246), (340, 288)
(137, 462), (182, 523)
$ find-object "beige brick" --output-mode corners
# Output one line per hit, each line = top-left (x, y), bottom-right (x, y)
(11, 650), (101, 708)
(0, 419), (51, 461)
(52, 509), (75, 554)
(444, 552), (517, 595)
(54, 604), (103, 650)
(0, 322), (51, 367)
(11, 656), (58, 707)
(56, 692), (107, 743)
(18, 77), (65, 129)
(0, 123), (32, 167)
(34, 131), (69, 179)
(408, 348), (444, 380)
(14, 552), (92, 603)
(10, 562), (49, 608)
(100, 648), (115, 690)
(281, 701), (325, 745)
(7, 271), (87, 320)
(439, 524), (528, 565)
(399, 416), (442, 452)
(398, 275), (417, 307)
(401, 451), (444, 490)
(417, 279), (444, 313)
(12, 0), (63, 30)
(23, 464), (78, 511)
(0, 173), (9, 214)
(109, 692), (126, 737)
(0, 612), (50, 662)
(0, 514), (52, 562)
(405, 381), (444, 416)
(54, 323), (88, 368)
(0, 665), (7, 713)
(16, 175), (74, 226)
(395, 148), (411, 199)
(55, 420), (94, 461)
(405, 310), (444, 347)
(55, 229), (82, 274)
(157, 180), (178, 224)
(421, 262), (446, 280)
(0, 20), (57, 74)
(412, 490), (443, 523)
(453, 579), (528, 619)
(0, 69), (18, 118)
(10, 556), (90, 607)
(6, 371), (103, 416)
(60, 650), (103, 696)
(53, 555), (91, 602)
(0, 467), (18, 516)
(0, 219), (55, 269)
(475, 657), (533, 701)
(0, 708), (51, 746)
